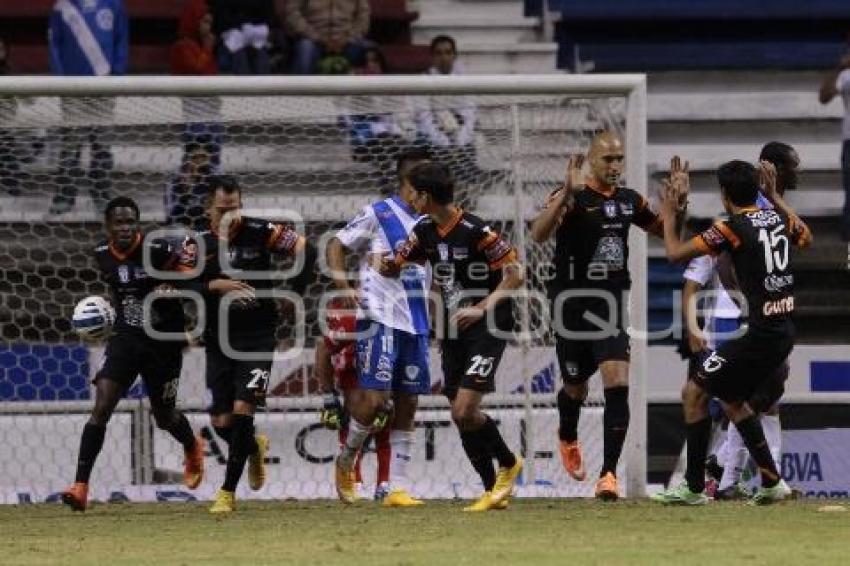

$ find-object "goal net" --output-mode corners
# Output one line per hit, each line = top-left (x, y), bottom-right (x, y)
(0, 75), (647, 503)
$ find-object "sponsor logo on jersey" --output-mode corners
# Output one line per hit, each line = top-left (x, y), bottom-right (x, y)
(603, 201), (618, 218)
(701, 226), (726, 249)
(764, 274), (794, 292)
(619, 202), (634, 216)
(118, 264), (130, 283)
(763, 296), (794, 316)
(452, 246), (468, 260)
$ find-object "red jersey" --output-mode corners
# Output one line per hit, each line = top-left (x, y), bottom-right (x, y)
(324, 298), (358, 390)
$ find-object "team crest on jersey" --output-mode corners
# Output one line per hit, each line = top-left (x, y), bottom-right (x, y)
(96, 8), (114, 31)
(118, 264), (130, 284)
(453, 246), (468, 259)
(438, 243), (449, 261)
(604, 201), (618, 218)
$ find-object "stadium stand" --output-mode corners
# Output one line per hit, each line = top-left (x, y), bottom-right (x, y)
(0, 0), (426, 74)
(536, 0), (850, 72)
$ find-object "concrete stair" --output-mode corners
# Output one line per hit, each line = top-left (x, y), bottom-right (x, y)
(409, 0), (557, 74)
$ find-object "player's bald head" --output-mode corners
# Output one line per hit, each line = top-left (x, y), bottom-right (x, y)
(588, 131), (624, 159)
(587, 131), (625, 188)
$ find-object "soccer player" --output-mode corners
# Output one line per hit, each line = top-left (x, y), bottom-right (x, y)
(530, 131), (686, 500)
(383, 161), (524, 512)
(62, 197), (204, 511)
(327, 148), (432, 506)
(683, 142), (801, 500)
(316, 293), (392, 500)
(652, 159), (811, 506)
(327, 149), (431, 507)
(185, 175), (314, 514)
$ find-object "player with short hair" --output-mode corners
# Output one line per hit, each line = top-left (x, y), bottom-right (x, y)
(652, 159), (811, 506)
(327, 148), (432, 506)
(530, 132), (687, 500)
(383, 161), (524, 511)
(683, 142), (800, 500)
(317, 294), (392, 500)
(61, 196), (204, 511)
(185, 175), (314, 514)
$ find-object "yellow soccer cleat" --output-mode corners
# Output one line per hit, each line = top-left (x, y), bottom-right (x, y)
(382, 489), (424, 507)
(209, 489), (235, 514)
(248, 434), (269, 491)
(335, 458), (357, 504)
(463, 492), (496, 512)
(491, 456), (523, 503)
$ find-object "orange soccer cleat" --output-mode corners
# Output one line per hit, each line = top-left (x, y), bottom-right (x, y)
(183, 435), (205, 490)
(61, 482), (89, 512)
(595, 472), (619, 502)
(558, 439), (587, 481)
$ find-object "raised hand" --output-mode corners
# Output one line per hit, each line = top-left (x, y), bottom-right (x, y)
(669, 155), (690, 211)
(759, 160), (778, 201)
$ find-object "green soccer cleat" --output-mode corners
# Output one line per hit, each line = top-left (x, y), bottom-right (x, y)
(749, 479), (791, 506)
(650, 482), (709, 505)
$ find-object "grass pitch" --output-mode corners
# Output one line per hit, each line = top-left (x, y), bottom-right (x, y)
(1, 499), (848, 565)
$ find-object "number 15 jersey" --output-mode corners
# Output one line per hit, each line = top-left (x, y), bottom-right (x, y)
(691, 207), (811, 333)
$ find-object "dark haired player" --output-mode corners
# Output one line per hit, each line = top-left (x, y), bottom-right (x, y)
(327, 148), (432, 507)
(530, 131), (687, 500)
(61, 197), (204, 511)
(652, 160), (811, 505)
(185, 175), (314, 514)
(682, 142), (801, 500)
(383, 162), (524, 511)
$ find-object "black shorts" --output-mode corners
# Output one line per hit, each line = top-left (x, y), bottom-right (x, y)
(206, 341), (274, 415)
(96, 333), (183, 408)
(554, 295), (630, 384)
(694, 328), (793, 404)
(441, 328), (506, 401)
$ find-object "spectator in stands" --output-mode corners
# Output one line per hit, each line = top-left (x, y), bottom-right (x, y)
(172, 0), (223, 172)
(165, 139), (216, 228)
(212, 0), (276, 74)
(286, 0), (371, 75)
(0, 37), (21, 196)
(172, 0), (218, 75)
(819, 48), (850, 241)
(48, 0), (128, 215)
(341, 47), (409, 193)
(415, 35), (480, 202)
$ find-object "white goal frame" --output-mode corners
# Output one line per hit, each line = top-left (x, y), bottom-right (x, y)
(0, 74), (648, 497)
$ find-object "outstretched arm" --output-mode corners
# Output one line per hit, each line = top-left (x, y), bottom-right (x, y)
(819, 54), (850, 104)
(759, 160), (813, 248)
(530, 154), (583, 242)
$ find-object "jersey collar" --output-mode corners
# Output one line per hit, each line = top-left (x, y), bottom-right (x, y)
(436, 207), (464, 238)
(584, 175), (618, 198)
(108, 232), (142, 261)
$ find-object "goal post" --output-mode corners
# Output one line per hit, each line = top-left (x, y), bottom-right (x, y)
(0, 74), (648, 501)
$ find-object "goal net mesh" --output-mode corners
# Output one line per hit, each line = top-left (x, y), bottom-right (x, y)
(0, 86), (632, 503)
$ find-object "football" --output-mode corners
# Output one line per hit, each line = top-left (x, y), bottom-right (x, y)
(72, 296), (116, 341)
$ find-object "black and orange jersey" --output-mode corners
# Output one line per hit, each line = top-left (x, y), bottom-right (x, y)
(94, 233), (186, 336)
(551, 180), (661, 295)
(690, 207), (810, 332)
(183, 216), (300, 347)
(396, 209), (517, 335)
